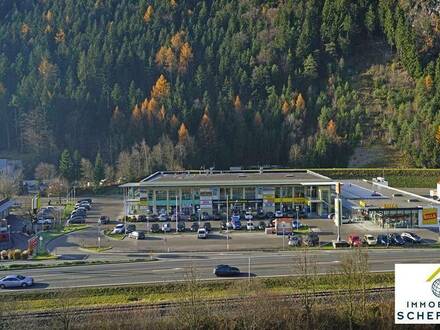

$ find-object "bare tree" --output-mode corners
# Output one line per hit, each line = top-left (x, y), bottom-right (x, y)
(35, 162), (57, 181)
(0, 171), (21, 198)
(47, 177), (68, 203)
(80, 158), (94, 184)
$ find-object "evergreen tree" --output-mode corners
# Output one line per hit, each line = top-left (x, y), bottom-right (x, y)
(94, 152), (105, 185)
(59, 149), (74, 182)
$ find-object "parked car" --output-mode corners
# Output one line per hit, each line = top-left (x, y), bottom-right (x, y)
(213, 213), (222, 221)
(257, 221), (266, 230)
(203, 222), (211, 232)
(363, 234), (377, 246)
(401, 232), (422, 244)
(77, 198), (92, 204)
(190, 223), (199, 232)
(275, 210), (283, 218)
(213, 264), (240, 277)
(162, 223), (171, 233)
(67, 217), (86, 225)
(377, 234), (390, 245)
(98, 216), (110, 225)
(231, 215), (241, 230)
(220, 221), (227, 230)
(197, 228), (208, 239)
(177, 222), (186, 232)
(390, 233), (405, 245)
(292, 220), (303, 229)
(265, 212), (274, 219)
(341, 216), (351, 224)
(303, 233), (319, 247)
(245, 212), (253, 221)
(288, 235), (302, 247)
(348, 234), (362, 247)
(328, 213), (335, 219)
(76, 203), (90, 210)
(111, 224), (125, 234)
(0, 275), (34, 289)
(246, 222), (255, 230)
(36, 218), (52, 225)
(128, 231), (145, 240)
(136, 215), (147, 222)
(126, 224), (136, 233)
(150, 223), (161, 233)
(159, 214), (169, 222)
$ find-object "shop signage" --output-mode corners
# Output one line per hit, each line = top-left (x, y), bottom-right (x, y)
(422, 208), (438, 225)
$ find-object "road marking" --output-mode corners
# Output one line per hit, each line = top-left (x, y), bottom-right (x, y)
(151, 268), (182, 272)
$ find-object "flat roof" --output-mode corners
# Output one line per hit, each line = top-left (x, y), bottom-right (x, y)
(341, 180), (440, 210)
(120, 169), (336, 188)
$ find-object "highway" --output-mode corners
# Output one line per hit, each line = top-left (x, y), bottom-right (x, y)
(2, 248), (440, 290)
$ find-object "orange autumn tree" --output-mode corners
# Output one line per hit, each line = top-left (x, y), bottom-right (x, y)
(435, 125), (440, 145)
(326, 119), (337, 137)
(156, 31), (193, 74)
(295, 93), (305, 110)
(233, 95), (242, 111)
(425, 74), (433, 91)
(178, 123), (189, 143)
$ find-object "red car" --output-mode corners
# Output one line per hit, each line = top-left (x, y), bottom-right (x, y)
(348, 234), (362, 247)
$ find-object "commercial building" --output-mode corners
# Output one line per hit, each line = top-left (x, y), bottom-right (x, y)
(120, 169), (337, 217)
(341, 179), (440, 228)
(0, 198), (14, 219)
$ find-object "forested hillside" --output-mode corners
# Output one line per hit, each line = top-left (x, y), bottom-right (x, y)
(0, 0), (439, 179)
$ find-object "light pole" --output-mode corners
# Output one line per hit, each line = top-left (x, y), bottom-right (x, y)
(226, 194), (229, 251)
(39, 235), (43, 255)
(98, 222), (101, 249)
(175, 195), (178, 234)
(7, 225), (11, 242)
(296, 205), (300, 230)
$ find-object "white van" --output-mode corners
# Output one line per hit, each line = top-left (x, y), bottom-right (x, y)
(197, 228), (208, 239)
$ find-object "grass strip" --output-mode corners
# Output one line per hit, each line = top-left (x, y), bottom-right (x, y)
(1, 272), (393, 312)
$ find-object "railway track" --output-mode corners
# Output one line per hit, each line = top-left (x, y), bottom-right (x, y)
(2, 287), (394, 321)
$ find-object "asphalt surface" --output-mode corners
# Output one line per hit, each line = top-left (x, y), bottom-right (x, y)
(2, 248), (440, 290)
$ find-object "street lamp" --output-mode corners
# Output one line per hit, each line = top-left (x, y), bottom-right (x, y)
(7, 225), (11, 242)
(39, 235), (43, 255)
(226, 194), (229, 251)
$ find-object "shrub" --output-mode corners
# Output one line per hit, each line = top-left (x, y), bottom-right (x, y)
(7, 250), (13, 260)
(21, 250), (29, 260)
(13, 249), (22, 260)
(0, 250), (7, 260)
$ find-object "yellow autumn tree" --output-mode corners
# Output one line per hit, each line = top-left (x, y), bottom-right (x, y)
(131, 104), (142, 122)
(282, 100), (290, 115)
(233, 95), (242, 111)
(156, 46), (175, 72)
(158, 105), (166, 121)
(20, 23), (30, 36)
(147, 97), (158, 114)
(151, 75), (170, 99)
(38, 57), (56, 81)
(140, 98), (149, 114)
(55, 29), (65, 43)
(178, 123), (189, 143)
(435, 125), (440, 145)
(425, 75), (433, 91)
(170, 0), (177, 7)
(178, 42), (193, 73)
(143, 5), (154, 23)
(295, 93), (305, 110)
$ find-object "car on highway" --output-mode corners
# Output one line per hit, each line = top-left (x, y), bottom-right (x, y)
(363, 234), (377, 246)
(0, 275), (34, 289)
(111, 224), (125, 234)
(303, 233), (319, 247)
(213, 264), (240, 277)
(190, 223), (199, 232)
(128, 231), (145, 240)
(162, 223), (171, 233)
(246, 221), (255, 230)
(401, 232), (422, 244)
(288, 235), (302, 247)
(390, 233), (405, 245)
(150, 223), (161, 233)
(98, 216), (110, 225)
(377, 234), (390, 245)
(197, 228), (208, 239)
(348, 234), (362, 247)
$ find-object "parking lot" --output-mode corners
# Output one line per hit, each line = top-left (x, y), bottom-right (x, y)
(42, 195), (439, 256)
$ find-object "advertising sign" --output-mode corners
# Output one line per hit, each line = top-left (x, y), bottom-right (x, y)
(262, 188), (275, 212)
(422, 208), (438, 225)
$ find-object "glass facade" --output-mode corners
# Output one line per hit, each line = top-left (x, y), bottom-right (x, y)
(369, 208), (420, 228)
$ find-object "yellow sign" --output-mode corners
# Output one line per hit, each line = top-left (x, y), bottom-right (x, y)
(382, 203), (398, 209)
(422, 208), (438, 225)
(274, 197), (308, 204)
(359, 200), (366, 208)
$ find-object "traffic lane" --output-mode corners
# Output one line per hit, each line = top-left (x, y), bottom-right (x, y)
(4, 251), (440, 290)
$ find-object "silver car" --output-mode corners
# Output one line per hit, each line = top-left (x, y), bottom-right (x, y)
(0, 275), (34, 289)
